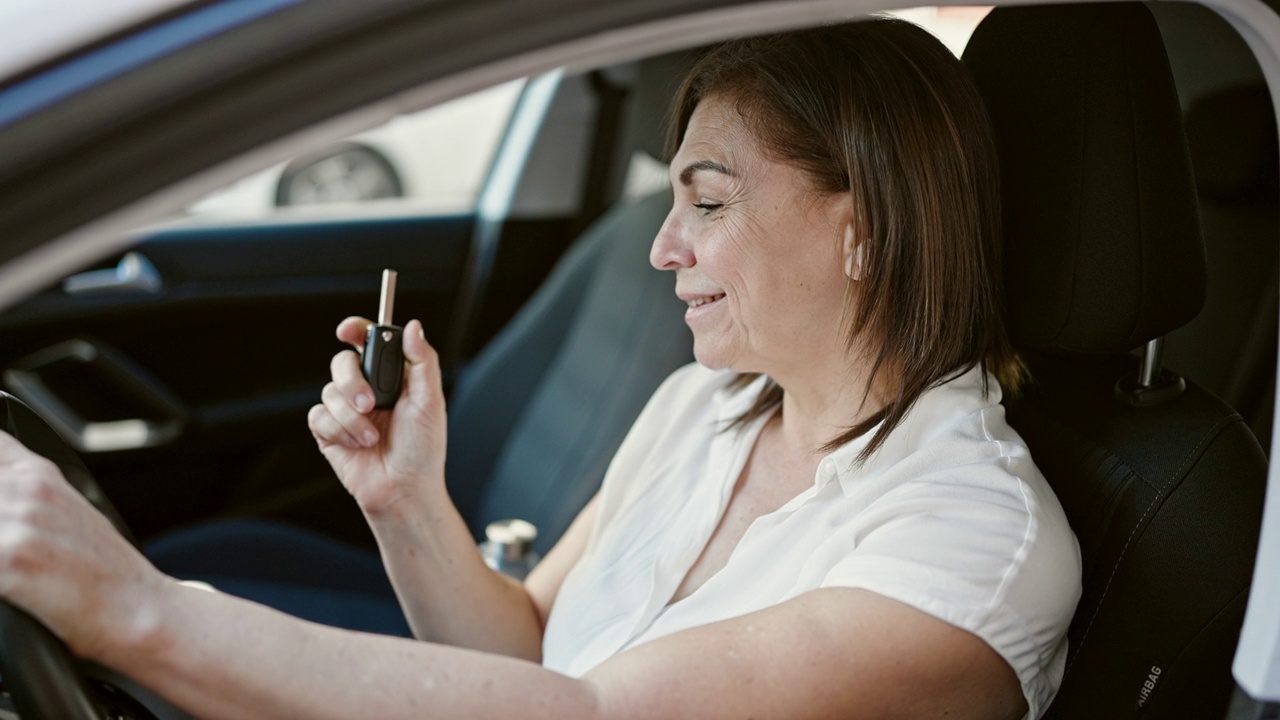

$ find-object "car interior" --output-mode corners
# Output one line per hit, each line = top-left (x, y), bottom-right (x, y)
(0, 1), (1276, 718)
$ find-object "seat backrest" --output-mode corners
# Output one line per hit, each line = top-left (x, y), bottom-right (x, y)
(446, 190), (690, 550)
(965, 5), (1268, 718)
(445, 53), (696, 550)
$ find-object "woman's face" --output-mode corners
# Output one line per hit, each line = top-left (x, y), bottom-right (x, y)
(651, 95), (856, 378)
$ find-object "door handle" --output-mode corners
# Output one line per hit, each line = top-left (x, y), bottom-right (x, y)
(3, 340), (186, 453)
(63, 252), (162, 296)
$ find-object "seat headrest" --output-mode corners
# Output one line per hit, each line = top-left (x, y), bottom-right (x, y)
(964, 3), (1206, 355)
(1186, 83), (1279, 205)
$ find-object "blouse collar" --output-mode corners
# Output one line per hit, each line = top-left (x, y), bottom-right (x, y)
(716, 365), (1001, 498)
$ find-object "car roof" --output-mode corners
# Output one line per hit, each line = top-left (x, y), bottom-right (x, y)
(0, 0), (196, 81)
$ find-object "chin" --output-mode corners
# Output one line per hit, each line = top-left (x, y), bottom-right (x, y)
(691, 340), (747, 373)
(691, 342), (729, 371)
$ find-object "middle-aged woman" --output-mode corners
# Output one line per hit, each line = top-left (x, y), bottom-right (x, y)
(0, 18), (1081, 720)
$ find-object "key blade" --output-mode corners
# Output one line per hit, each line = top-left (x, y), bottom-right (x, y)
(379, 269), (397, 326)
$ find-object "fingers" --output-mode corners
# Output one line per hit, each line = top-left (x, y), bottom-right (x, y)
(0, 428), (28, 456)
(314, 350), (379, 447)
(336, 316), (373, 351)
(307, 403), (366, 449)
(401, 319), (434, 365)
(0, 429), (162, 661)
(313, 318), (440, 448)
(0, 431), (58, 479)
(330, 348), (374, 412)
(0, 432), (66, 558)
(401, 320), (443, 407)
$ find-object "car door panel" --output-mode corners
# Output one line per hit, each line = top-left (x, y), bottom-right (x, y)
(0, 213), (474, 541)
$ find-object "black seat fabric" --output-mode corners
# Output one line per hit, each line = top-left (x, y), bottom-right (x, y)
(1006, 352), (1264, 719)
(1164, 83), (1279, 448)
(965, 5), (1267, 719)
(446, 190), (690, 550)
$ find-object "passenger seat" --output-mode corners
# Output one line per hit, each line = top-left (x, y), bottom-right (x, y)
(444, 55), (695, 550)
(445, 189), (691, 550)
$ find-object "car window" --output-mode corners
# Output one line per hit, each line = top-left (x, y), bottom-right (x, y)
(164, 8), (986, 226)
(179, 79), (524, 222)
(886, 6), (993, 55)
(617, 6), (992, 201)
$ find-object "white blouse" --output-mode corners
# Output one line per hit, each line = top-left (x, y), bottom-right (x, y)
(541, 363), (1081, 719)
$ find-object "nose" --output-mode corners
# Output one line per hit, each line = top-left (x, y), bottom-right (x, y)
(650, 208), (696, 271)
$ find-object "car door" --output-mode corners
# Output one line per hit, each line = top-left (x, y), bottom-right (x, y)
(0, 82), (525, 544)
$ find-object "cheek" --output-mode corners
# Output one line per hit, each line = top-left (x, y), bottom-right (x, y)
(750, 237), (847, 334)
(699, 204), (842, 322)
(698, 216), (757, 286)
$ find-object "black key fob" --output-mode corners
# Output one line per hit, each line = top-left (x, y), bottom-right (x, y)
(361, 270), (404, 409)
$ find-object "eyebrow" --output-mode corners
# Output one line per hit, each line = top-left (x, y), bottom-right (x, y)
(678, 159), (734, 186)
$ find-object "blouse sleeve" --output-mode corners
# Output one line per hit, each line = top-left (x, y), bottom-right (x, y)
(819, 462), (1081, 719)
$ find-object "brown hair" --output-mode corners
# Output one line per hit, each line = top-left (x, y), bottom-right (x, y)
(668, 18), (1023, 462)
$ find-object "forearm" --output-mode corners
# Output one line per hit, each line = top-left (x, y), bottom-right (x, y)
(368, 487), (545, 660)
(103, 582), (598, 720)
(309, 319), (543, 658)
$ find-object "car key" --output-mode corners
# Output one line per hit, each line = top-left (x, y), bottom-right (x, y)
(362, 269), (404, 409)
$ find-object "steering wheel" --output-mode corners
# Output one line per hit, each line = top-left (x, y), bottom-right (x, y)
(0, 391), (178, 720)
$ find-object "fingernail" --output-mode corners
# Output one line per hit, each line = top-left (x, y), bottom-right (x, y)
(356, 394), (373, 412)
(362, 430), (378, 447)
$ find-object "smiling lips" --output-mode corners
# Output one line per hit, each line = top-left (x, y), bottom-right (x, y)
(686, 293), (725, 309)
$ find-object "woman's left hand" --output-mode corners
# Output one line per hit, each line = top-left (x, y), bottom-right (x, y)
(0, 430), (168, 661)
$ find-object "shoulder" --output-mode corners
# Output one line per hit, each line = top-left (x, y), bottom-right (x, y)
(821, 369), (1081, 717)
(849, 369), (1081, 622)
(850, 408), (1081, 624)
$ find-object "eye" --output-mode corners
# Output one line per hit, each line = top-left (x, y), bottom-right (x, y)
(693, 202), (723, 215)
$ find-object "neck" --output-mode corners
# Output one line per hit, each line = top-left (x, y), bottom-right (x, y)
(767, 348), (889, 459)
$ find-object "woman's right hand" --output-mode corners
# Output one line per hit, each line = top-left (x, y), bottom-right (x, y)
(307, 317), (447, 518)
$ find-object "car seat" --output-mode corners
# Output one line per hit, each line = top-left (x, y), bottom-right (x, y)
(445, 188), (691, 550)
(964, 4), (1268, 718)
(443, 55), (694, 550)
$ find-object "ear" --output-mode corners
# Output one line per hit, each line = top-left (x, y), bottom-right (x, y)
(842, 223), (864, 281)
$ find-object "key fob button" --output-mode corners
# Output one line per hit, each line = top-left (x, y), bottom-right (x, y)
(362, 324), (403, 408)
(377, 345), (400, 392)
